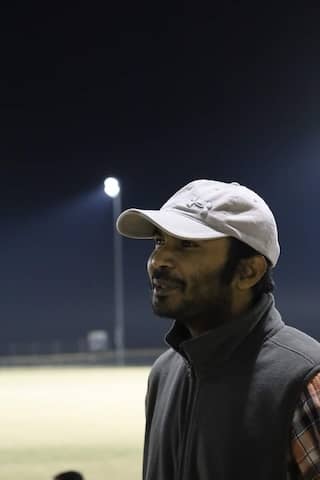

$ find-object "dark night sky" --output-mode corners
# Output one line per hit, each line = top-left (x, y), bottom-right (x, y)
(0, 4), (319, 353)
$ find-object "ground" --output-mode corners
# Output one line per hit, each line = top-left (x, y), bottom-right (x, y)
(0, 366), (149, 480)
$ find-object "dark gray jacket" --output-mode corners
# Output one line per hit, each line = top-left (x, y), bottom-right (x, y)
(143, 294), (320, 480)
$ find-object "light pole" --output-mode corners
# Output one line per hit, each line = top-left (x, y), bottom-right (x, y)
(104, 177), (125, 366)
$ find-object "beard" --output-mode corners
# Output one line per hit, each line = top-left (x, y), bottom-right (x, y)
(150, 268), (234, 330)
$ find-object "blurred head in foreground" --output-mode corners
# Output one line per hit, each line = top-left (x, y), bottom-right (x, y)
(53, 471), (84, 480)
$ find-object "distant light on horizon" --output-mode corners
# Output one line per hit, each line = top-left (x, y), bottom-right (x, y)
(104, 177), (120, 198)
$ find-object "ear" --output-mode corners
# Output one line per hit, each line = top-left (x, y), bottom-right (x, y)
(233, 255), (268, 291)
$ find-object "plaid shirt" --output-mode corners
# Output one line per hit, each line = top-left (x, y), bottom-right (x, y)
(289, 372), (320, 479)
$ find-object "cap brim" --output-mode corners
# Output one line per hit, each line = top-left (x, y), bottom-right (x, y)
(116, 208), (228, 240)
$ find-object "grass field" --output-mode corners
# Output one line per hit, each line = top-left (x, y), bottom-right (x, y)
(0, 366), (150, 480)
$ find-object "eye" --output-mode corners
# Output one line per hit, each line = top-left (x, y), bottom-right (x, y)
(154, 236), (165, 247)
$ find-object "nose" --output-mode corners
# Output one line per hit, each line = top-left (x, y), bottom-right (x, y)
(148, 245), (175, 274)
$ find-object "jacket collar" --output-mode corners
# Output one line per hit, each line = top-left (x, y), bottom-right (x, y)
(165, 293), (284, 375)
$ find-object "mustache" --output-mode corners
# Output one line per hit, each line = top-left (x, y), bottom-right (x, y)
(151, 269), (185, 288)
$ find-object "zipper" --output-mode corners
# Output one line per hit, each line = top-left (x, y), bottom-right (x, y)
(177, 360), (198, 480)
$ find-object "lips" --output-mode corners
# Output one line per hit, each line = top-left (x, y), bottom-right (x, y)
(152, 278), (183, 297)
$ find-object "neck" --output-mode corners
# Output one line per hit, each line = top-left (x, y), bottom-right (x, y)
(185, 291), (254, 338)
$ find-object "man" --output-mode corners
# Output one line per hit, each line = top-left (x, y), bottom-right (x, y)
(116, 179), (320, 480)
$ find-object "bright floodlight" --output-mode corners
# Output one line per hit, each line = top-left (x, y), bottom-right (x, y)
(104, 177), (120, 198)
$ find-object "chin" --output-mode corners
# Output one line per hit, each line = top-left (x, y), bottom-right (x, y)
(152, 301), (176, 319)
(152, 306), (173, 318)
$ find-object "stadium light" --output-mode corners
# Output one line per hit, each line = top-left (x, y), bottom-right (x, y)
(104, 176), (125, 365)
(104, 177), (120, 198)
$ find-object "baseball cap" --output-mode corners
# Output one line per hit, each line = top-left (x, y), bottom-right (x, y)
(116, 179), (280, 267)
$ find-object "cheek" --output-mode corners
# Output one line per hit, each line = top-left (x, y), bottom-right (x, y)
(183, 275), (199, 296)
(187, 271), (221, 297)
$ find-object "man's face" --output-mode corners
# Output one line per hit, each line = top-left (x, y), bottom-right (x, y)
(147, 231), (236, 329)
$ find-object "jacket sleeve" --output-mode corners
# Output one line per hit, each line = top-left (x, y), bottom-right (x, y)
(290, 372), (320, 479)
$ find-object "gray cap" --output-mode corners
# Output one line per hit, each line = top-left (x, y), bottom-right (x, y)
(116, 179), (280, 266)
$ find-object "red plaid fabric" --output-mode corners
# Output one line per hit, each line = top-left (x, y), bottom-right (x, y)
(290, 373), (320, 479)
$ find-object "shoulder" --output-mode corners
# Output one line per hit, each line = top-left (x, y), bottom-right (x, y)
(268, 325), (320, 365)
(147, 348), (186, 391)
(149, 348), (183, 377)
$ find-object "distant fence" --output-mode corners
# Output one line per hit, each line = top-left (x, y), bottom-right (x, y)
(0, 338), (103, 357)
(0, 348), (166, 367)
